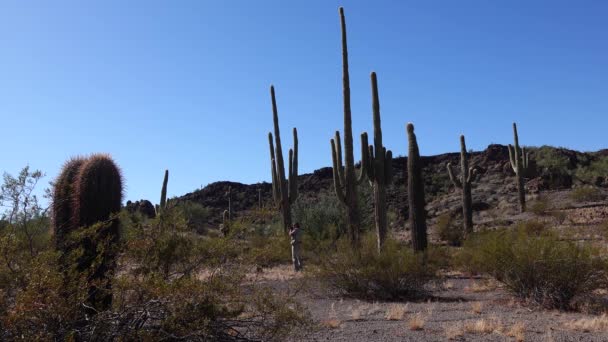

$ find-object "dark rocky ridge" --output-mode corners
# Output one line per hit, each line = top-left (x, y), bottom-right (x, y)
(175, 144), (607, 229)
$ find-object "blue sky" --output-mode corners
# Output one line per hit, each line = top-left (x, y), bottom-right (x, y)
(1, 1), (607, 205)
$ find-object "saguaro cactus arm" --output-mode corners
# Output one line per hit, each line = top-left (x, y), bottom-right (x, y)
(447, 163), (463, 188)
(331, 138), (346, 205)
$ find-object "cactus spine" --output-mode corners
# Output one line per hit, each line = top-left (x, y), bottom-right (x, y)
(268, 85), (298, 232)
(407, 123), (428, 252)
(507, 122), (530, 212)
(447, 135), (477, 235)
(159, 169), (169, 213)
(360, 72), (393, 253)
(331, 7), (362, 247)
(52, 157), (86, 253)
(52, 154), (123, 312)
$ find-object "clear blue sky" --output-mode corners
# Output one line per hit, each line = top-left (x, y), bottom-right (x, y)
(1, 1), (607, 205)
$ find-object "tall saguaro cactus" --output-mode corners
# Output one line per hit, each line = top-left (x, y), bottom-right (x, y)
(360, 72), (393, 253)
(407, 123), (428, 252)
(447, 135), (477, 235)
(330, 7), (362, 247)
(159, 169), (169, 213)
(508, 122), (530, 212)
(268, 85), (298, 232)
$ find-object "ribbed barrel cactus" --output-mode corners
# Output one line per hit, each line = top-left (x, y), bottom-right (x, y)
(52, 153), (123, 312)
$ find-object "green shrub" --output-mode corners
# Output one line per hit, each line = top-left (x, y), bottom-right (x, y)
(575, 156), (608, 184)
(569, 186), (605, 203)
(177, 201), (211, 233)
(292, 192), (345, 241)
(314, 234), (437, 300)
(459, 227), (607, 309)
(529, 196), (551, 216)
(436, 213), (463, 246)
(515, 219), (546, 236)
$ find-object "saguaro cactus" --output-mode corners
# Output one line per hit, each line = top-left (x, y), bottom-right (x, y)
(268, 85), (298, 232)
(360, 72), (393, 253)
(220, 209), (230, 237)
(330, 7), (361, 247)
(447, 135), (477, 235)
(407, 123), (428, 252)
(508, 122), (530, 212)
(159, 169), (169, 213)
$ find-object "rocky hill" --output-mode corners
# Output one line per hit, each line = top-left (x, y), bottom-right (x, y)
(174, 144), (608, 231)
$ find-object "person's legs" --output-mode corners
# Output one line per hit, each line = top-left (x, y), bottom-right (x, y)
(291, 244), (298, 271)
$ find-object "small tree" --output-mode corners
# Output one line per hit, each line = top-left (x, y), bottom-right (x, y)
(0, 166), (48, 257)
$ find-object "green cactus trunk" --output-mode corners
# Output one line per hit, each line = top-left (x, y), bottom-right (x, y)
(331, 7), (361, 248)
(360, 72), (393, 253)
(447, 135), (477, 235)
(407, 123), (428, 252)
(508, 123), (530, 213)
(268, 86), (298, 233)
(159, 169), (168, 213)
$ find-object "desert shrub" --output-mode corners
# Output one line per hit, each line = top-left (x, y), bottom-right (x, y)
(459, 228), (607, 309)
(515, 219), (546, 236)
(314, 234), (437, 300)
(529, 196), (551, 216)
(247, 234), (292, 267)
(570, 186), (605, 203)
(88, 265), (310, 341)
(575, 156), (608, 185)
(176, 200), (211, 233)
(436, 212), (463, 246)
(534, 146), (572, 175)
(292, 192), (345, 241)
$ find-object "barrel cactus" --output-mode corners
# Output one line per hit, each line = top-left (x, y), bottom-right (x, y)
(52, 153), (123, 312)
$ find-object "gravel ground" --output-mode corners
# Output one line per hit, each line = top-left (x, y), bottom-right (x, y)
(252, 266), (608, 342)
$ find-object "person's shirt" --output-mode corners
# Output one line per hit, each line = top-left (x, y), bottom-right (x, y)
(290, 228), (301, 244)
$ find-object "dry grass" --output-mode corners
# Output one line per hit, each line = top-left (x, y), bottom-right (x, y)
(443, 280), (455, 290)
(565, 314), (608, 332)
(464, 279), (497, 293)
(506, 322), (526, 341)
(385, 304), (408, 321)
(471, 301), (483, 314)
(320, 318), (341, 329)
(350, 305), (364, 321)
(322, 302), (342, 329)
(444, 322), (465, 340)
(408, 312), (426, 331)
(464, 316), (503, 334)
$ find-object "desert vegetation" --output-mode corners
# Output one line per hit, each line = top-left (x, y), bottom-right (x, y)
(1, 5), (607, 342)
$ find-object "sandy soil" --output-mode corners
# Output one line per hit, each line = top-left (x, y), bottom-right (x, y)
(251, 265), (608, 342)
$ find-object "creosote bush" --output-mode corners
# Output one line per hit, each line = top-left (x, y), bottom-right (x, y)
(314, 234), (438, 300)
(569, 186), (605, 203)
(458, 226), (608, 309)
(436, 212), (464, 246)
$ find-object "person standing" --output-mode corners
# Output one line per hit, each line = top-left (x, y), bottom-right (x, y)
(289, 223), (303, 271)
